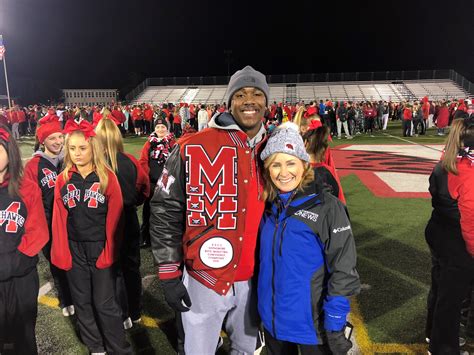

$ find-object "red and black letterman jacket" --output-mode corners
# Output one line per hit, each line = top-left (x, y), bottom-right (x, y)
(23, 151), (63, 226)
(0, 177), (49, 281)
(51, 168), (124, 270)
(150, 112), (267, 295)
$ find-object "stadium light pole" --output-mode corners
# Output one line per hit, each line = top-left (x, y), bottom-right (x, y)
(0, 36), (11, 110)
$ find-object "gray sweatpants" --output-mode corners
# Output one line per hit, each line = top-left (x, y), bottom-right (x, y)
(181, 269), (259, 355)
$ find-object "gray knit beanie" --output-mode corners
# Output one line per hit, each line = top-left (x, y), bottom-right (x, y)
(261, 123), (310, 162)
(224, 66), (270, 107)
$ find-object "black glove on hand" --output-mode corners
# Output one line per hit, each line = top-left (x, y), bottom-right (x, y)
(326, 330), (352, 355)
(160, 278), (192, 312)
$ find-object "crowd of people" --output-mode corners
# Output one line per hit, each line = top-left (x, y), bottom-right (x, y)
(0, 66), (473, 355)
(1, 94), (473, 143)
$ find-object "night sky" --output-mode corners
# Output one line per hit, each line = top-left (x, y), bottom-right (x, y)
(0, 0), (473, 103)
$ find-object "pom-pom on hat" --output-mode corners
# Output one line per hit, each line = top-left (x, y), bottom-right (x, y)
(37, 114), (62, 144)
(260, 122), (310, 162)
(224, 65), (269, 108)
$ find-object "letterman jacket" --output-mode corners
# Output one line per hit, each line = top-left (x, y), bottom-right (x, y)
(150, 112), (267, 295)
(0, 177), (49, 281)
(51, 168), (124, 270)
(258, 185), (360, 345)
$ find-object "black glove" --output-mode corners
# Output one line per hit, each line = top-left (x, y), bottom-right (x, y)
(160, 278), (192, 312)
(326, 330), (352, 355)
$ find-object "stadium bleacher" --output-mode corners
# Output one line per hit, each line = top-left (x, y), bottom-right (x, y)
(130, 79), (471, 105)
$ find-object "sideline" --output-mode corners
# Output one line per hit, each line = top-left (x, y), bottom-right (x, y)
(383, 133), (444, 152)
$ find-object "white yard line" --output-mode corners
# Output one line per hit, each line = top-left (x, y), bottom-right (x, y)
(383, 133), (444, 152)
(38, 281), (52, 298)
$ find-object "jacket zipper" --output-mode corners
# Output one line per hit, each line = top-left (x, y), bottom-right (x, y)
(278, 221), (288, 257)
(271, 217), (279, 337)
(186, 224), (215, 246)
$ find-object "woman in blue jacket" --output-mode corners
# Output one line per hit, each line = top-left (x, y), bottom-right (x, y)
(258, 123), (360, 355)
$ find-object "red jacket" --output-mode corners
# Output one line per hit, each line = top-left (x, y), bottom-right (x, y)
(448, 158), (474, 257)
(422, 102), (430, 119)
(436, 107), (449, 128)
(132, 108), (143, 121)
(51, 168), (124, 270)
(403, 108), (413, 120)
(144, 108), (154, 122)
(17, 110), (26, 123)
(150, 113), (267, 295)
(0, 177), (49, 281)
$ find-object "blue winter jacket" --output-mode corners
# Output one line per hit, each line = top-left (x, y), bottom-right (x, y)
(258, 185), (360, 345)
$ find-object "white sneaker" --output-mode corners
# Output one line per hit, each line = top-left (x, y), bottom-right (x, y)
(123, 317), (133, 330)
(67, 305), (75, 316)
(62, 307), (71, 317)
(132, 317), (142, 324)
(91, 352), (106, 355)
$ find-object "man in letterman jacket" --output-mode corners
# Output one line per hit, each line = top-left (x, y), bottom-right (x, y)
(150, 66), (269, 354)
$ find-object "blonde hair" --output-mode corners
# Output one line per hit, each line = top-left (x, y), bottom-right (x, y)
(293, 106), (305, 127)
(262, 153), (314, 202)
(95, 118), (124, 172)
(62, 131), (110, 192)
(442, 118), (474, 174)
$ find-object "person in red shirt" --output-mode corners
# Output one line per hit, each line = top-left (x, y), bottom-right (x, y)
(143, 104), (153, 135)
(131, 105), (144, 136)
(425, 117), (474, 354)
(402, 103), (413, 137)
(0, 125), (49, 354)
(51, 119), (132, 354)
(8, 107), (20, 140)
(16, 107), (27, 137)
(434, 101), (449, 136)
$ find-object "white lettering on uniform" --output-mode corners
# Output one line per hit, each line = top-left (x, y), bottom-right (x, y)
(333, 225), (351, 233)
(294, 210), (319, 222)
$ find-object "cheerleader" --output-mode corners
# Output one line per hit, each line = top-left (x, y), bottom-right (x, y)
(24, 113), (74, 316)
(95, 117), (150, 327)
(425, 117), (474, 354)
(51, 119), (132, 354)
(0, 125), (49, 354)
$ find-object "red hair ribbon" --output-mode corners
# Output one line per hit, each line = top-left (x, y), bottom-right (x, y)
(0, 127), (10, 142)
(307, 119), (322, 131)
(63, 119), (96, 139)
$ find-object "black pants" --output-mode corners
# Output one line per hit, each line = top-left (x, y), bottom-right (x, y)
(140, 183), (156, 245)
(116, 209), (142, 321)
(365, 117), (374, 133)
(403, 120), (412, 137)
(0, 268), (39, 355)
(425, 219), (474, 354)
(263, 328), (331, 355)
(143, 120), (151, 135)
(67, 240), (132, 354)
(413, 119), (423, 135)
(173, 123), (182, 138)
(43, 238), (73, 308)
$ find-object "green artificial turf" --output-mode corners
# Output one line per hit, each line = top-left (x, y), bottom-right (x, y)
(343, 173), (432, 344)
(330, 120), (447, 147)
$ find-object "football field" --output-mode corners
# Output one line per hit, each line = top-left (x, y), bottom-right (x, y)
(20, 122), (473, 354)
